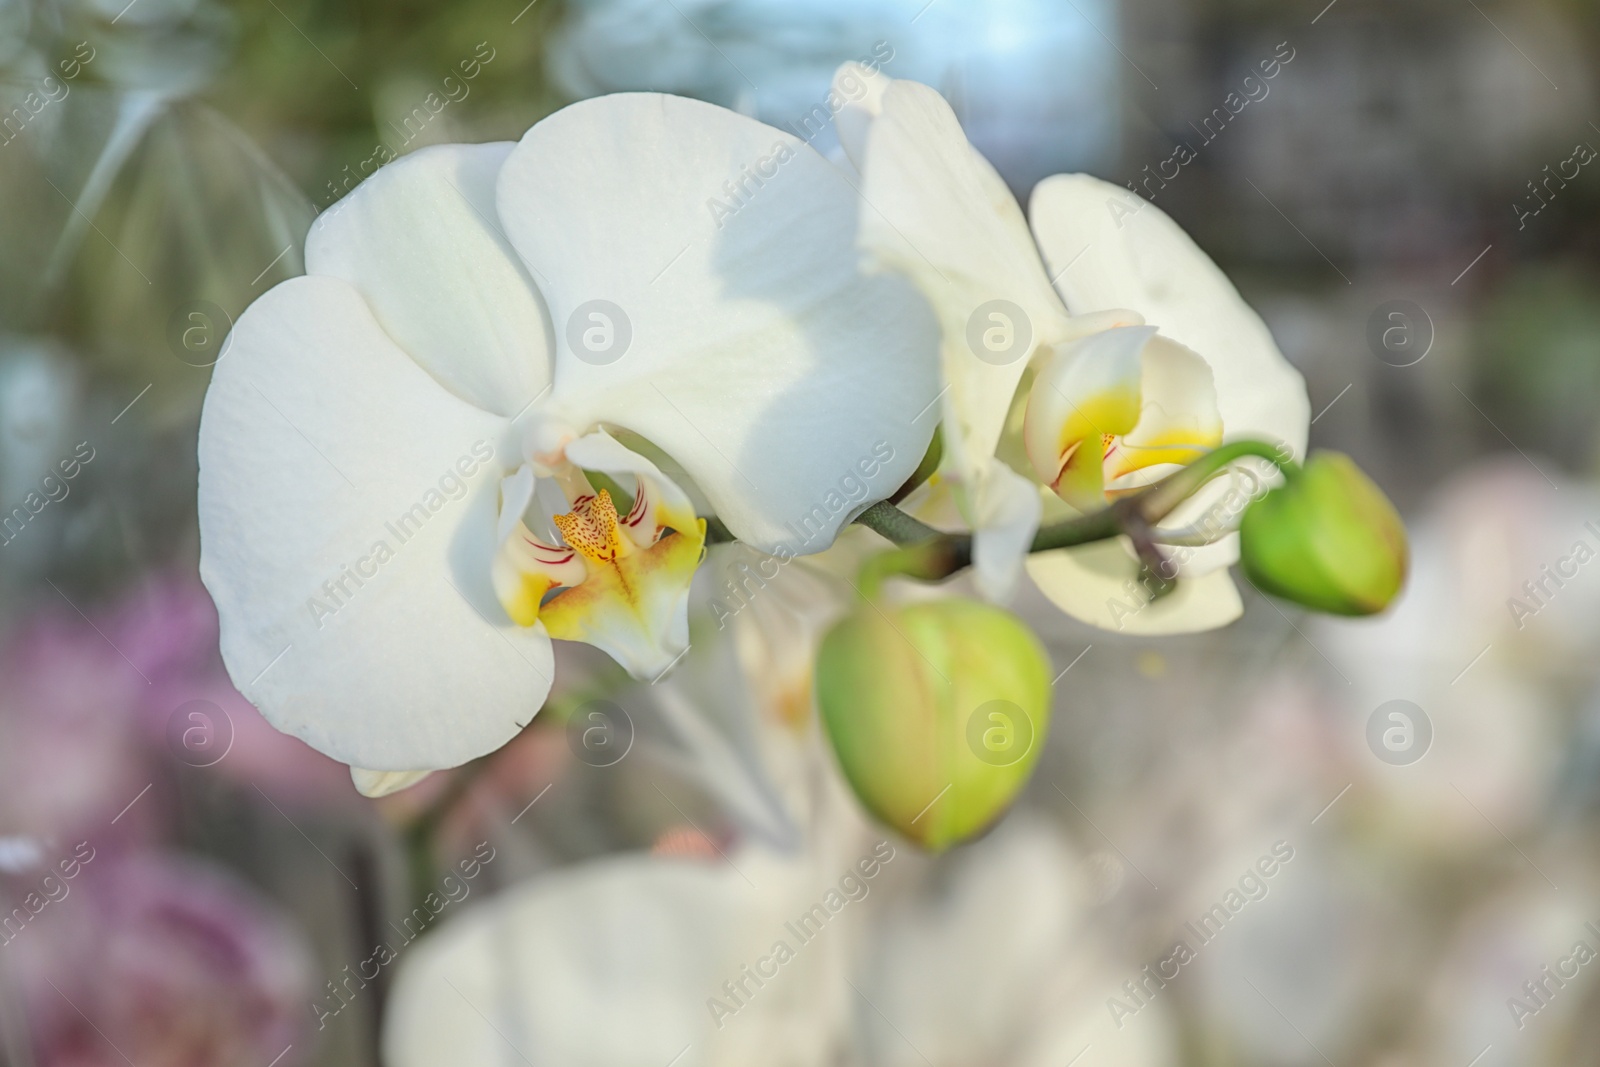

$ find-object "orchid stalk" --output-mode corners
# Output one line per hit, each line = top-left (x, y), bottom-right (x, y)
(852, 438), (1299, 597)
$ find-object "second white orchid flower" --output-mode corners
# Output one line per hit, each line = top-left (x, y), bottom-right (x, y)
(835, 63), (1309, 634)
(198, 93), (937, 795)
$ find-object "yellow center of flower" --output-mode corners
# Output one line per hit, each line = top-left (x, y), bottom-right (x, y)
(491, 465), (708, 677)
(551, 490), (633, 566)
(1023, 328), (1225, 512)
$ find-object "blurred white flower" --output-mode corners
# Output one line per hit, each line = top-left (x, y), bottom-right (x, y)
(198, 94), (937, 795)
(1186, 842), (1391, 1065)
(383, 814), (1177, 1067)
(1318, 460), (1584, 846)
(834, 62), (1309, 629)
(1420, 874), (1600, 1067)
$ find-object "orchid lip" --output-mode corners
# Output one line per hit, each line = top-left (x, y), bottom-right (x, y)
(489, 432), (708, 679)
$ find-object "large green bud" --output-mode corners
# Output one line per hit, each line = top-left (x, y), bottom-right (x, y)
(815, 597), (1051, 851)
(1240, 451), (1408, 616)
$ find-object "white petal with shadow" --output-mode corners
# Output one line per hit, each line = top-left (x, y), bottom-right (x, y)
(199, 276), (552, 771)
(496, 92), (939, 554)
(306, 141), (553, 418)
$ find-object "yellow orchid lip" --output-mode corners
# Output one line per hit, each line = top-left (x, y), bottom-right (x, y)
(539, 517), (706, 674)
(491, 458), (707, 677)
(1025, 327), (1222, 512)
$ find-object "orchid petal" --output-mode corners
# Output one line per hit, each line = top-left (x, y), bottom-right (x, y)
(860, 817), (1112, 1060)
(1026, 540), (1244, 635)
(198, 276), (553, 772)
(854, 77), (1075, 487)
(970, 459), (1042, 602)
(495, 93), (938, 553)
(1023, 326), (1149, 510)
(1029, 174), (1309, 458)
(305, 142), (553, 418)
(350, 767), (432, 798)
(832, 60), (891, 171)
(1107, 335), (1223, 489)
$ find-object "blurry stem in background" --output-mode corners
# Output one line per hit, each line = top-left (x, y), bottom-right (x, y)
(854, 439), (1298, 599)
(399, 759), (489, 911)
(349, 839), (392, 1062)
(396, 670), (635, 900)
(0, 950), (35, 1067)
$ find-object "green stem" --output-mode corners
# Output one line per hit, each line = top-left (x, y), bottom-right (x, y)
(1124, 439), (1298, 525)
(1028, 504), (1123, 553)
(858, 537), (971, 600)
(854, 500), (944, 545)
(851, 438), (1298, 593)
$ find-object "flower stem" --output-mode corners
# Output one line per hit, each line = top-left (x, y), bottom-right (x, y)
(1122, 439), (1298, 526)
(852, 438), (1297, 592)
(854, 500), (945, 545)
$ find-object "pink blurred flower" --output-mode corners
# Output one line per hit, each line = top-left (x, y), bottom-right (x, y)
(0, 608), (151, 842)
(12, 853), (313, 1067)
(109, 572), (355, 807)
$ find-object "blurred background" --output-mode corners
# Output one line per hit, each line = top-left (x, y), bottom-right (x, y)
(2, 0), (1600, 1064)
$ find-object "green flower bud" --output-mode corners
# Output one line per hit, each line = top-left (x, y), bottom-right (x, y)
(1240, 451), (1408, 616)
(814, 597), (1051, 852)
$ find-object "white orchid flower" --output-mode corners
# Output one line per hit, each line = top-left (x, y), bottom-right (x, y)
(197, 93), (937, 796)
(834, 63), (1309, 633)
(382, 815), (1177, 1067)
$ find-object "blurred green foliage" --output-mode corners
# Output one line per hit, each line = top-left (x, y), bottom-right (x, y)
(1474, 263), (1600, 472)
(0, 0), (572, 598)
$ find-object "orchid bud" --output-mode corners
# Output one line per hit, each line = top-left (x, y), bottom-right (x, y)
(1240, 451), (1408, 616)
(815, 597), (1051, 851)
